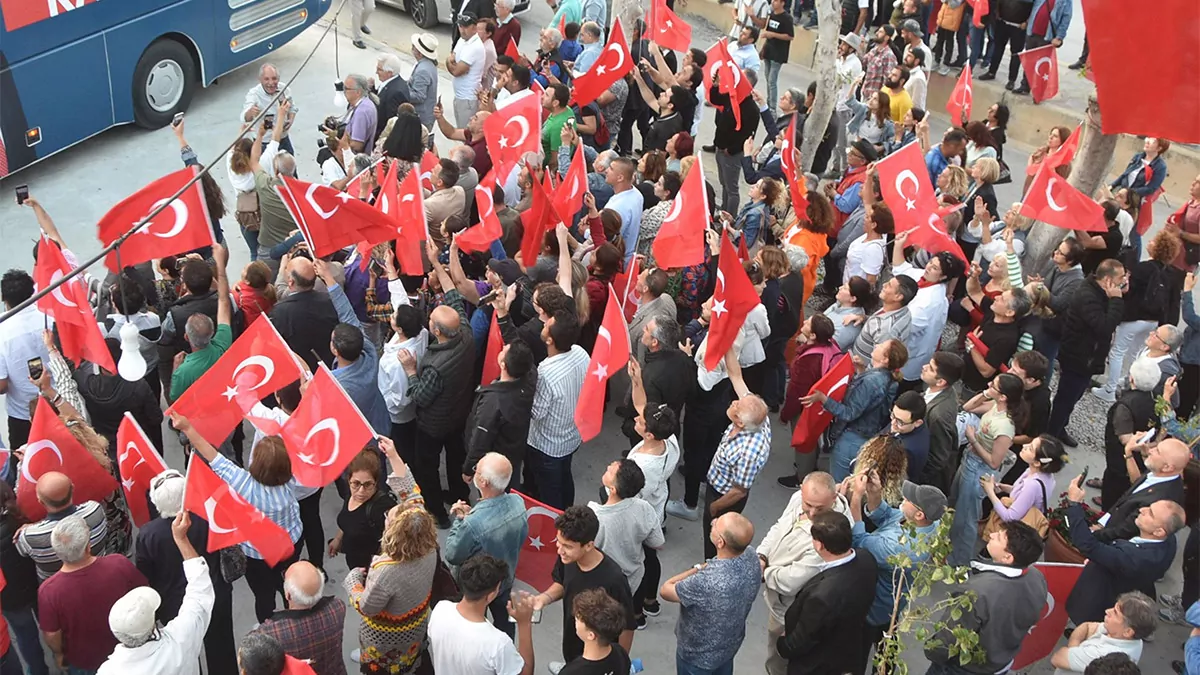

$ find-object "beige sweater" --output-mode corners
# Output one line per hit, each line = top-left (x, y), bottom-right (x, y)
(757, 489), (853, 624)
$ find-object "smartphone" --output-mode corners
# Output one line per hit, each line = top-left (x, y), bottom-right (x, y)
(1078, 465), (1090, 483)
(478, 284), (506, 305)
(263, 114), (275, 130)
(1137, 428), (1156, 445)
(14, 185), (28, 205)
(171, 112), (185, 127)
(27, 357), (43, 381)
(510, 608), (542, 624)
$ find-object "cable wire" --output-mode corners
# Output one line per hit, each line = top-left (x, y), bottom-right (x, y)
(0, 0), (351, 325)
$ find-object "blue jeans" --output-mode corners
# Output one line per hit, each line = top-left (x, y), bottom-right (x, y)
(763, 60), (784, 114)
(489, 587), (515, 639)
(241, 225), (260, 261)
(948, 452), (994, 566)
(524, 446), (575, 510)
(3, 607), (49, 675)
(676, 653), (734, 675)
(969, 24), (992, 68)
(831, 430), (869, 482)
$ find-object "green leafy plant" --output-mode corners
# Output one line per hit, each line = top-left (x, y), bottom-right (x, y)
(872, 509), (986, 674)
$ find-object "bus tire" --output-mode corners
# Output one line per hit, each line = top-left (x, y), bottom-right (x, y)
(406, 0), (438, 28)
(132, 39), (197, 129)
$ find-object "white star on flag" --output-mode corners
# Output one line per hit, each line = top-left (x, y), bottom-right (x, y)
(122, 478), (135, 491)
(592, 364), (608, 381)
(712, 299), (727, 318)
(597, 65), (607, 75)
(529, 535), (544, 550)
(905, 198), (916, 211)
(498, 137), (510, 149)
(222, 386), (239, 401)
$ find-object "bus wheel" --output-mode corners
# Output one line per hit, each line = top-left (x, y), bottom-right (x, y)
(406, 0), (438, 28)
(132, 40), (197, 129)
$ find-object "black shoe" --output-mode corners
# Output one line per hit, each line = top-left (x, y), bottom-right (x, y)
(777, 475), (801, 489)
(1004, 81), (1015, 91)
(1060, 431), (1079, 448)
(702, 144), (716, 153)
(635, 614), (647, 630)
(352, 39), (367, 50)
(950, 59), (967, 68)
(434, 512), (452, 530)
(360, 25), (371, 35)
(643, 600), (661, 617)
(1068, 60), (1085, 70)
(979, 72), (996, 81)
(1173, 660), (1186, 674)
(1013, 84), (1031, 95)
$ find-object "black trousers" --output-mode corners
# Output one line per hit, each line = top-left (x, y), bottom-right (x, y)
(857, 622), (888, 675)
(6, 416), (31, 451)
(637, 544), (662, 605)
(412, 425), (468, 519)
(297, 488), (325, 569)
(987, 22), (1026, 84)
(1048, 368), (1091, 439)
(244, 542), (301, 623)
(702, 486), (748, 559)
(1178, 363), (1200, 420)
(204, 577), (238, 674)
(681, 381), (734, 508)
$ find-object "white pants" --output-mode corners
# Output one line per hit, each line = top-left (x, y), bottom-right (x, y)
(350, 0), (375, 39)
(1103, 320), (1157, 392)
(766, 613), (788, 675)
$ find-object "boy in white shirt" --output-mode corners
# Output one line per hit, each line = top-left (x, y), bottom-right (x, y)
(427, 555), (537, 675)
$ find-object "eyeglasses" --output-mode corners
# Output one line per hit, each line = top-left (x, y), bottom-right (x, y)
(349, 480), (377, 491)
(891, 413), (915, 426)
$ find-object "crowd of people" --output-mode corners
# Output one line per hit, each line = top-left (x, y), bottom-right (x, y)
(1, 2), (1199, 675)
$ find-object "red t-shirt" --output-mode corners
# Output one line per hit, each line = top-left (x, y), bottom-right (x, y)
(37, 555), (149, 670)
(1031, 0), (1055, 36)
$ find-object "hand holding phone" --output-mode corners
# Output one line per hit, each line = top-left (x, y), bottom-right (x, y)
(171, 112), (185, 127)
(27, 357), (43, 381)
(15, 185), (29, 205)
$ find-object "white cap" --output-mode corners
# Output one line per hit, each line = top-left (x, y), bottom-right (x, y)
(109, 587), (162, 640)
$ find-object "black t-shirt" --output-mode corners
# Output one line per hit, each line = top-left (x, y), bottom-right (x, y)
(1020, 383), (1051, 443)
(559, 644), (632, 675)
(552, 553), (637, 662)
(963, 319), (1021, 392)
(762, 12), (795, 64)
(1081, 223), (1123, 276)
(644, 112), (685, 152)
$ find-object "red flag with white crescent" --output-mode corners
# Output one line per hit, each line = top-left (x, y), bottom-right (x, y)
(519, 169), (556, 267)
(1019, 164), (1106, 233)
(16, 398), (121, 521)
(875, 142), (940, 233)
(392, 166), (428, 275)
(968, 0), (988, 27)
(575, 286), (631, 442)
(651, 159), (709, 269)
(703, 39), (752, 130)
(571, 19), (634, 107)
(945, 65), (973, 127)
(781, 115), (808, 216)
(166, 317), (305, 446)
(646, 0), (692, 53)
(703, 233), (761, 371)
(33, 236), (115, 373)
(481, 311), (503, 387)
(1017, 44), (1060, 104)
(277, 176), (398, 258)
(282, 656), (319, 675)
(279, 365), (375, 488)
(552, 143), (589, 225)
(483, 90), (542, 181)
(117, 413), (169, 527)
(457, 175), (505, 254)
(898, 212), (968, 264)
(612, 256), (641, 323)
(504, 36), (521, 62)
(791, 353), (855, 452)
(513, 490), (562, 590)
(183, 454), (295, 566)
(1011, 563), (1084, 670)
(96, 167), (215, 272)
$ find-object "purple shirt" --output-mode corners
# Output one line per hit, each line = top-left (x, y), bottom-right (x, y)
(343, 260), (390, 323)
(347, 98), (378, 154)
(992, 469), (1055, 521)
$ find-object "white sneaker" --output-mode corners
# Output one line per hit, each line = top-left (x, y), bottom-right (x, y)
(1160, 593), (1183, 610)
(351, 649), (361, 663)
(1090, 386), (1117, 403)
(938, 64), (951, 76)
(666, 499), (702, 521)
(548, 662), (566, 674)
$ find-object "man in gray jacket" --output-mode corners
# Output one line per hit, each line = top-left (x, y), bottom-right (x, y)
(409, 33), (441, 135)
(1035, 237), (1086, 366)
(924, 521), (1048, 675)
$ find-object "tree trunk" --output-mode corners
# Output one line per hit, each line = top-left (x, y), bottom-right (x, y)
(612, 0), (643, 35)
(800, 0), (840, 174)
(1023, 94), (1120, 276)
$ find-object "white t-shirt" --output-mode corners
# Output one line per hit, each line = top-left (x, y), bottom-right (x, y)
(0, 306), (53, 424)
(452, 35), (487, 100)
(427, 601), (525, 675)
(730, 0), (771, 39)
(836, 54), (864, 112)
(1052, 625), (1142, 675)
(1116, 209), (1135, 246)
(844, 234), (887, 282)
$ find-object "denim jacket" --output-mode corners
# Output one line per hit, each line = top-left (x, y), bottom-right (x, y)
(735, 201), (769, 250)
(825, 367), (898, 440)
(1026, 0), (1072, 40)
(443, 493), (529, 591)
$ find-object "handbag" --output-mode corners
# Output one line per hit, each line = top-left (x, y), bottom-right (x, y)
(978, 478), (1050, 540)
(430, 549), (461, 603)
(219, 545), (247, 583)
(235, 190), (261, 231)
(996, 159), (1012, 185)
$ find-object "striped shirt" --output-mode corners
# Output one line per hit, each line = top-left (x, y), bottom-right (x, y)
(527, 345), (590, 458)
(706, 423), (773, 495)
(16, 501), (109, 580)
(209, 454), (302, 560)
(851, 306), (913, 363)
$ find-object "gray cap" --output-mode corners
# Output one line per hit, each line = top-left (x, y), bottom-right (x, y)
(901, 480), (947, 521)
(900, 19), (923, 37)
(840, 33), (862, 51)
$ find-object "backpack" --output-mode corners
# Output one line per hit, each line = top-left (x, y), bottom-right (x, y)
(592, 109), (610, 148)
(1140, 261), (1170, 319)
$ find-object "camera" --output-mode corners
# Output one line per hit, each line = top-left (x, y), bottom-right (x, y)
(263, 114), (275, 130)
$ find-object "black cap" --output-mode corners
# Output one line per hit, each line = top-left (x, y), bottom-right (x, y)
(487, 258), (522, 286)
(852, 139), (879, 163)
(456, 12), (477, 26)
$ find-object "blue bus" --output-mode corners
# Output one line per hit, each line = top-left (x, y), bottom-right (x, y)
(0, 0), (331, 178)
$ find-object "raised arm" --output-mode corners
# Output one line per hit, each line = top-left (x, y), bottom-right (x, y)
(22, 197), (66, 249)
(556, 224), (573, 296)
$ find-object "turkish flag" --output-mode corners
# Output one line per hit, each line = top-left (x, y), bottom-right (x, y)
(737, 236), (750, 262)
(458, 176), (504, 254)
(791, 353), (855, 452)
(391, 165), (428, 275)
(33, 237), (115, 373)
(968, 0), (988, 27)
(505, 36), (521, 62)
(781, 115), (808, 216)
(899, 212), (968, 264)
(513, 490), (562, 590)
(876, 142), (940, 232)
(553, 144), (589, 226)
(16, 398), (120, 521)
(945, 65), (973, 127)
(1137, 187), (1164, 237)
(1041, 124), (1080, 173)
(1020, 164), (1106, 233)
(343, 159), (385, 200)
(520, 168), (555, 267)
(966, 331), (1008, 373)
(575, 286), (631, 442)
(418, 151), (439, 193)
(647, 0), (691, 53)
(277, 176), (397, 258)
(97, 167), (215, 272)
(612, 256), (641, 323)
(117, 413), (169, 527)
(278, 366), (375, 488)
(481, 311), (503, 386)
(1084, 0), (1200, 143)
(166, 317), (305, 445)
(572, 19), (634, 107)
(283, 656), (319, 675)
(183, 455), (295, 566)
(484, 90), (542, 180)
(704, 39), (753, 130)
(556, 13), (567, 38)
(1011, 563), (1084, 670)
(703, 233), (761, 371)
(652, 159), (709, 268)
(1018, 44), (1059, 104)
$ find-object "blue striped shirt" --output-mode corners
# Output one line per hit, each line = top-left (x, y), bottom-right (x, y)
(527, 345), (590, 458)
(210, 454), (302, 559)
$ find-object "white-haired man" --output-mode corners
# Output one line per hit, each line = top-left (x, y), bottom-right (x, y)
(253, 561), (348, 674)
(134, 470), (237, 674)
(372, 52), (410, 131)
(37, 515), (148, 673)
(444, 452), (530, 637)
(1095, 323), (1184, 403)
(241, 63), (298, 154)
(99, 512), (214, 675)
